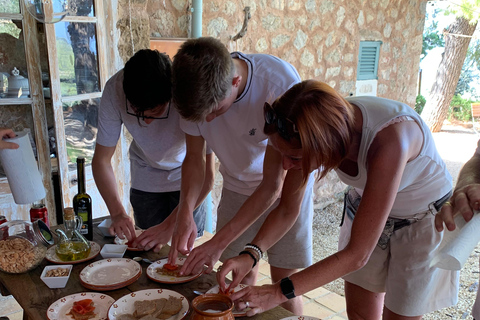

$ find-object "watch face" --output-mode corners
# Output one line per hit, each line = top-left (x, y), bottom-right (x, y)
(280, 277), (295, 299)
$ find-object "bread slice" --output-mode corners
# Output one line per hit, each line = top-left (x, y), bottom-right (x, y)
(156, 296), (183, 319)
(133, 300), (157, 318)
(151, 298), (167, 318)
(116, 314), (136, 320)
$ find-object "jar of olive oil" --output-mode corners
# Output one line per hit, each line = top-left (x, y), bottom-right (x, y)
(55, 207), (91, 262)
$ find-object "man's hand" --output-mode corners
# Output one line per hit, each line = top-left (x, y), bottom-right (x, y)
(0, 128), (19, 150)
(178, 239), (223, 276)
(131, 222), (173, 252)
(110, 213), (136, 242)
(435, 184), (480, 232)
(168, 208), (197, 264)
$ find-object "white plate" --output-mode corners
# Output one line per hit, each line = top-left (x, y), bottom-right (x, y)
(146, 257), (203, 284)
(45, 242), (101, 264)
(280, 317), (320, 320)
(114, 230), (144, 251)
(108, 289), (189, 320)
(46, 292), (115, 320)
(79, 258), (141, 289)
(206, 284), (249, 317)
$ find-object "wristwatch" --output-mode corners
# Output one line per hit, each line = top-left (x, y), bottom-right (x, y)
(280, 277), (296, 299)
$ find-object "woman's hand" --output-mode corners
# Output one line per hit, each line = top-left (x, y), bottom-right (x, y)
(229, 283), (286, 317)
(216, 254), (255, 294)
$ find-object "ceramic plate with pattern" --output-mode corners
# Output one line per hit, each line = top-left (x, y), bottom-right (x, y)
(45, 241), (101, 264)
(46, 292), (114, 320)
(280, 317), (320, 320)
(79, 258), (141, 291)
(108, 289), (189, 320)
(206, 284), (250, 317)
(146, 257), (203, 284)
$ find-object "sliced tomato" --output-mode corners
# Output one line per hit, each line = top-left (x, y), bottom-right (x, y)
(75, 299), (93, 307)
(163, 263), (178, 271)
(72, 304), (85, 314)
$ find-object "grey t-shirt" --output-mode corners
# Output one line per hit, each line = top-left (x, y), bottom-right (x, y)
(96, 70), (185, 192)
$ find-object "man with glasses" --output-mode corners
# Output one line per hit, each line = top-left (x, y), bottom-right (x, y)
(166, 37), (315, 315)
(92, 49), (214, 250)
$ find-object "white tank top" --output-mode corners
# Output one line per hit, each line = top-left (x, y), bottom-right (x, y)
(335, 96), (452, 217)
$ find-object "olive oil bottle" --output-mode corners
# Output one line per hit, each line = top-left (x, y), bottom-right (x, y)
(73, 157), (93, 240)
(55, 207), (91, 262)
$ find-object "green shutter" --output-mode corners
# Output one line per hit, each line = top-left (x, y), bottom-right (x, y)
(357, 41), (381, 80)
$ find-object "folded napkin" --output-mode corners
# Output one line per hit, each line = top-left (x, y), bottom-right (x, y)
(431, 210), (480, 270)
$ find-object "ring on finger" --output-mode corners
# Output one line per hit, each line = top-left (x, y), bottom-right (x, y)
(444, 201), (452, 207)
(245, 301), (250, 308)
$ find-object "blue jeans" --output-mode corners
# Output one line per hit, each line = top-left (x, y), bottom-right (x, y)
(130, 188), (207, 237)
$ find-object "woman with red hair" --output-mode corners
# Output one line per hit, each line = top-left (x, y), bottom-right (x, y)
(218, 80), (458, 319)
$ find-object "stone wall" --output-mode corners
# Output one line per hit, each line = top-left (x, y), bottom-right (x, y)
(115, 0), (427, 214)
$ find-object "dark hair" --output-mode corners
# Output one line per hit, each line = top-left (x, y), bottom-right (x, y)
(123, 49), (172, 112)
(172, 37), (234, 121)
(264, 80), (355, 184)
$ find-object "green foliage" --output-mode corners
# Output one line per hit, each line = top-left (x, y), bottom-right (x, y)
(422, 16), (445, 59)
(0, 20), (21, 39)
(415, 95), (427, 114)
(449, 94), (475, 121)
(445, 0), (480, 23)
(0, 0), (20, 14)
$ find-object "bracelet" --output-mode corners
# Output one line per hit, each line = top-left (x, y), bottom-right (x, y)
(239, 250), (257, 268)
(245, 243), (263, 258)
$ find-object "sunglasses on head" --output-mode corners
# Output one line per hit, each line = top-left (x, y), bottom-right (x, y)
(264, 102), (299, 141)
(125, 97), (170, 120)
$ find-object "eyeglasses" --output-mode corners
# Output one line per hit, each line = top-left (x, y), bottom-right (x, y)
(264, 102), (299, 140)
(126, 98), (170, 120)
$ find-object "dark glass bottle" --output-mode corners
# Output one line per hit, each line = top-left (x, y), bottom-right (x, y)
(73, 157), (93, 240)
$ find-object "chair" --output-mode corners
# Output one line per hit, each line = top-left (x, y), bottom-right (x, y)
(471, 102), (480, 134)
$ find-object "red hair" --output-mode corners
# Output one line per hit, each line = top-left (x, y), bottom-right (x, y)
(264, 80), (355, 184)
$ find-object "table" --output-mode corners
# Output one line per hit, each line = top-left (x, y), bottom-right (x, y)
(0, 219), (293, 320)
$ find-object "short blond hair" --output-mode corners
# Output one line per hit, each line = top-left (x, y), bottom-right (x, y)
(172, 37), (235, 122)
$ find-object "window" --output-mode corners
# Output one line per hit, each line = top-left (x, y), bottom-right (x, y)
(357, 41), (382, 80)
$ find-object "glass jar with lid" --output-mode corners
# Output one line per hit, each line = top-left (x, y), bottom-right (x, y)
(0, 220), (54, 273)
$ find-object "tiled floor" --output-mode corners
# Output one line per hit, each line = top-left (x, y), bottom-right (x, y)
(0, 232), (347, 320)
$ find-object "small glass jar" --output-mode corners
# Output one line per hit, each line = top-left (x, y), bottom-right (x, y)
(0, 220), (54, 274)
(191, 294), (235, 320)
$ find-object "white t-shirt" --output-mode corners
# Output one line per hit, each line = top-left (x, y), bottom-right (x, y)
(180, 52), (301, 196)
(96, 70), (186, 192)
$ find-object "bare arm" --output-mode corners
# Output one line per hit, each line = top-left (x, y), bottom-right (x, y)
(92, 143), (136, 241)
(227, 120), (423, 315)
(132, 152), (215, 252)
(179, 145), (286, 275)
(436, 141), (480, 231)
(169, 134), (209, 262)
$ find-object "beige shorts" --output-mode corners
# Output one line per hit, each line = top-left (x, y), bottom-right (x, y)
(339, 214), (459, 317)
(217, 185), (313, 270)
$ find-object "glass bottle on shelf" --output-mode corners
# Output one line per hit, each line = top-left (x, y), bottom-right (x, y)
(73, 157), (93, 240)
(54, 207), (91, 262)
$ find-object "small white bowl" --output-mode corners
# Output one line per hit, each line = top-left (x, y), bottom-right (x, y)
(40, 265), (72, 288)
(98, 218), (114, 237)
(100, 244), (127, 259)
